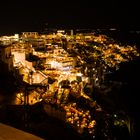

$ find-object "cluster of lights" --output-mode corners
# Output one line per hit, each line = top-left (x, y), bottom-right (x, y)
(75, 38), (140, 71)
(99, 44), (140, 69)
(8, 31), (136, 140)
(64, 103), (96, 134)
(43, 94), (97, 136)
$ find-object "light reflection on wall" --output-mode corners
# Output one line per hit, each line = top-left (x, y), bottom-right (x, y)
(49, 60), (73, 71)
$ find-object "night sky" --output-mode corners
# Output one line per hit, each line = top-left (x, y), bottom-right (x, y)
(0, 0), (139, 35)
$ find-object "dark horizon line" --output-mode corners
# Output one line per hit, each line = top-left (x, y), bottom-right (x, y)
(1, 26), (140, 36)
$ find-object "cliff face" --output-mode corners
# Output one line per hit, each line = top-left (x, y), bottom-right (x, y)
(0, 61), (9, 74)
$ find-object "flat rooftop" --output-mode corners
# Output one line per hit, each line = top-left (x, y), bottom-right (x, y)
(0, 123), (44, 140)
